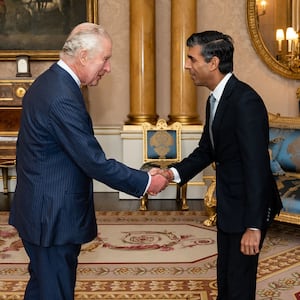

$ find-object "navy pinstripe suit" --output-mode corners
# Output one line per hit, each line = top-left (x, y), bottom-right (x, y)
(9, 63), (149, 299)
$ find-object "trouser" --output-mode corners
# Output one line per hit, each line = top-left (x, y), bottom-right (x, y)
(216, 229), (266, 300)
(22, 239), (81, 300)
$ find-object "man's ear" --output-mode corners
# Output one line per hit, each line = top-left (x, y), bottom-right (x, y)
(209, 56), (220, 71)
(79, 50), (88, 65)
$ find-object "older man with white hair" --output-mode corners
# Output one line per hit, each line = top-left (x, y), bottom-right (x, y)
(9, 22), (168, 300)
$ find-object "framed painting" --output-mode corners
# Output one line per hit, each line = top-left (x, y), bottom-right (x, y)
(0, 0), (98, 61)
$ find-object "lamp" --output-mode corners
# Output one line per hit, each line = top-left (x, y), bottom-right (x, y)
(260, 0), (266, 13)
(257, 0), (267, 16)
(276, 29), (284, 52)
(275, 26), (300, 73)
(286, 27), (297, 53)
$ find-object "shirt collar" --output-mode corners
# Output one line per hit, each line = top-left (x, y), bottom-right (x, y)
(211, 72), (232, 102)
(57, 59), (81, 87)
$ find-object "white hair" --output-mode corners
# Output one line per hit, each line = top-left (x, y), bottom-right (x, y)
(60, 23), (111, 59)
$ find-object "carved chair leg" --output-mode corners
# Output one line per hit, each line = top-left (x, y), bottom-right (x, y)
(176, 183), (189, 210)
(139, 194), (148, 211)
(176, 184), (181, 204)
(181, 183), (189, 210)
(203, 212), (217, 227)
(203, 179), (217, 226)
(1, 167), (8, 194)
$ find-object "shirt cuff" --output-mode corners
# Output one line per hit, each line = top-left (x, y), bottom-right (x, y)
(170, 167), (181, 183)
(143, 173), (152, 195)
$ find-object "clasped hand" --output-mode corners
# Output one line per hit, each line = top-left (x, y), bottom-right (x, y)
(147, 167), (174, 196)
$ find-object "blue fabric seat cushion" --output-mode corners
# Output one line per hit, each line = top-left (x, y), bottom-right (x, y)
(276, 130), (300, 172)
(275, 175), (300, 214)
(270, 159), (285, 176)
(269, 128), (300, 173)
(269, 128), (286, 175)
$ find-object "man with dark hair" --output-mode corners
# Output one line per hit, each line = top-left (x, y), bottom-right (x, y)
(156, 31), (282, 299)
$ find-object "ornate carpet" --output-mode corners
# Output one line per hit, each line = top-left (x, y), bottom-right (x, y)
(0, 211), (299, 300)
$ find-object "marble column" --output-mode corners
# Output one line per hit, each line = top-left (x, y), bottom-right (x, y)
(169, 0), (200, 124)
(126, 0), (157, 125)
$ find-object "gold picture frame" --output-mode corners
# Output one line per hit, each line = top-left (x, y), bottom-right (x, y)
(0, 0), (98, 61)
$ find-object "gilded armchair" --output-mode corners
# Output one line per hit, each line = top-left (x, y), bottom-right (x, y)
(140, 119), (188, 211)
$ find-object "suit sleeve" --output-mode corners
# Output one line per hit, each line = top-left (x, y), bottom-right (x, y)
(173, 99), (214, 184)
(235, 89), (271, 228)
(48, 95), (149, 198)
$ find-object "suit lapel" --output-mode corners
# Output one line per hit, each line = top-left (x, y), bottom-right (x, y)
(211, 75), (238, 148)
(51, 63), (94, 132)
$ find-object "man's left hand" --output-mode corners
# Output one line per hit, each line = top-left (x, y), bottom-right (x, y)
(240, 228), (261, 255)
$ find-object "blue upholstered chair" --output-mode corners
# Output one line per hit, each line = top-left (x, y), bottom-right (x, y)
(140, 119), (188, 211)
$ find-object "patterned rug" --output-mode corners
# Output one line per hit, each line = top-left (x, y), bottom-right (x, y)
(0, 211), (299, 300)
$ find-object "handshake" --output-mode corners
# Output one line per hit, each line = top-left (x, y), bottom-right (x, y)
(147, 168), (174, 196)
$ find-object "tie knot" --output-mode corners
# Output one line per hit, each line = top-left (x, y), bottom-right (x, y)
(209, 94), (216, 104)
(209, 94), (217, 113)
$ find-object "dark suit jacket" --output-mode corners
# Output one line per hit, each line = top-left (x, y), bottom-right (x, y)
(174, 74), (282, 233)
(9, 63), (149, 247)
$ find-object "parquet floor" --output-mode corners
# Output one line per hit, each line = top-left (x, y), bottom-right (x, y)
(0, 192), (204, 211)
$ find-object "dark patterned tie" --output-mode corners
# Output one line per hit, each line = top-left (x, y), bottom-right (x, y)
(209, 94), (216, 148)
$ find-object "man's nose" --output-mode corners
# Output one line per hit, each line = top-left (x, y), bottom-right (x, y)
(105, 61), (111, 73)
(184, 61), (191, 69)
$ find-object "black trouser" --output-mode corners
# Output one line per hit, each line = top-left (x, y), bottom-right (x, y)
(216, 229), (266, 300)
